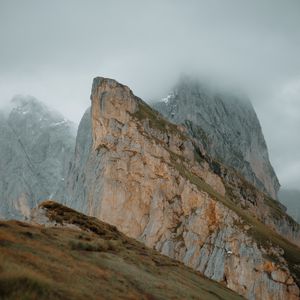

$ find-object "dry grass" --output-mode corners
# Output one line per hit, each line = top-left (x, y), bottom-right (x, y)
(0, 204), (244, 300)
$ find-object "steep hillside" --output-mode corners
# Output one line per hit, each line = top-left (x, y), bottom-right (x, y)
(279, 189), (300, 224)
(0, 96), (76, 220)
(65, 77), (300, 299)
(0, 201), (244, 300)
(153, 76), (279, 199)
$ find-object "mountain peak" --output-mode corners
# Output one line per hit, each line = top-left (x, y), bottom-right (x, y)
(153, 77), (280, 199)
(9, 95), (64, 123)
(11, 94), (43, 106)
(0, 95), (76, 220)
(91, 77), (133, 100)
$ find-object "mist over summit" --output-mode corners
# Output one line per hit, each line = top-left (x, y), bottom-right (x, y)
(153, 76), (280, 199)
(1, 1), (300, 190)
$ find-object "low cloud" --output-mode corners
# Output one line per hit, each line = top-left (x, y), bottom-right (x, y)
(0, 0), (299, 189)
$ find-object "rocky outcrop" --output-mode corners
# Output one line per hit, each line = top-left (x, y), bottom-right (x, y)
(153, 76), (280, 199)
(0, 96), (76, 220)
(65, 77), (300, 300)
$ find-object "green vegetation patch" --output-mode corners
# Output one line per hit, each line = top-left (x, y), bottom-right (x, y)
(132, 98), (187, 139)
(69, 238), (121, 252)
(40, 201), (121, 240)
(0, 273), (65, 300)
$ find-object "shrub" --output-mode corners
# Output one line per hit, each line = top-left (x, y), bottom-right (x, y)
(69, 239), (109, 252)
(0, 273), (61, 300)
(107, 239), (121, 251)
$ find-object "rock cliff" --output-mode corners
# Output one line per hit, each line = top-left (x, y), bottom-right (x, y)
(0, 96), (76, 219)
(65, 77), (300, 300)
(153, 76), (280, 199)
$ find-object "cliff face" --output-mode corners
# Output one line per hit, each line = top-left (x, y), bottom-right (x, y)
(0, 96), (76, 219)
(66, 77), (300, 300)
(153, 77), (280, 199)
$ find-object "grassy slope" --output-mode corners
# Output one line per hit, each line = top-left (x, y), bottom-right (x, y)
(0, 201), (244, 300)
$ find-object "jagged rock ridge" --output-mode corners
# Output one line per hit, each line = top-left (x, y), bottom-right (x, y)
(65, 77), (300, 300)
(0, 95), (76, 219)
(153, 76), (280, 199)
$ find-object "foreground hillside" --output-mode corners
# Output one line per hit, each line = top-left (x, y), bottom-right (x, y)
(0, 201), (243, 300)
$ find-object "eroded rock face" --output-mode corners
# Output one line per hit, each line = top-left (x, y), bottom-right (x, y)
(0, 96), (76, 219)
(153, 76), (280, 199)
(65, 77), (300, 300)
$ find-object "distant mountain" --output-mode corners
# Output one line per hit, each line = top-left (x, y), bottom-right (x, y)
(279, 189), (300, 224)
(153, 76), (280, 199)
(0, 96), (76, 219)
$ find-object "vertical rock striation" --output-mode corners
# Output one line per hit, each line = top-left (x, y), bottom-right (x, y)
(66, 77), (300, 300)
(153, 76), (280, 199)
(0, 96), (76, 219)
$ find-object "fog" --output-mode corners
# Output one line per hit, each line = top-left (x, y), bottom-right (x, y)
(0, 0), (299, 189)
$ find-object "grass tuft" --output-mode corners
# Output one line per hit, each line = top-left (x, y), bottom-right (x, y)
(69, 239), (110, 252)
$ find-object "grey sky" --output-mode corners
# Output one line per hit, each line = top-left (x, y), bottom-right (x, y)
(0, 0), (300, 189)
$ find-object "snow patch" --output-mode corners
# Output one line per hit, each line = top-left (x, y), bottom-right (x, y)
(161, 93), (175, 104)
(51, 120), (68, 127)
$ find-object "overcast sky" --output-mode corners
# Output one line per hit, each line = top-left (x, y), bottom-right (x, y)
(0, 0), (299, 190)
